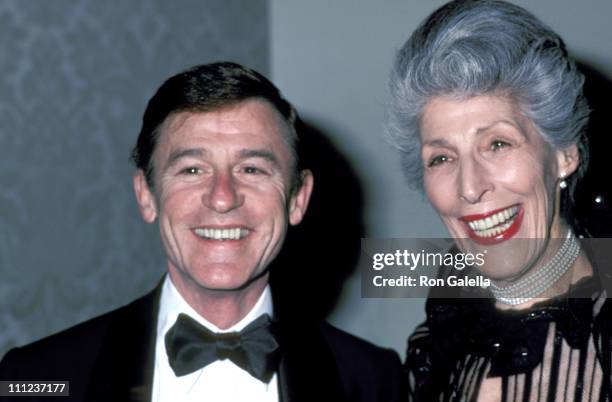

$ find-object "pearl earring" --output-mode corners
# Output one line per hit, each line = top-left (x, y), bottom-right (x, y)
(559, 172), (567, 189)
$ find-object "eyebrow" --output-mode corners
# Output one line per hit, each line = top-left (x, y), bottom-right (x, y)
(164, 148), (208, 170)
(238, 149), (282, 169)
(475, 120), (518, 135)
(163, 147), (282, 171)
(422, 119), (523, 147)
(421, 138), (452, 148)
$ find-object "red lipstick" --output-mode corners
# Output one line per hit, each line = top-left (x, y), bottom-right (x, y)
(460, 205), (523, 245)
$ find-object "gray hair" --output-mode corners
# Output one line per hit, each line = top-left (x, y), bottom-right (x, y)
(386, 0), (590, 212)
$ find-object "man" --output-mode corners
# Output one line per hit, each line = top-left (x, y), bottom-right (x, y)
(0, 62), (403, 402)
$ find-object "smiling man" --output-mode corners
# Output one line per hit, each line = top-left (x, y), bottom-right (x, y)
(0, 62), (403, 402)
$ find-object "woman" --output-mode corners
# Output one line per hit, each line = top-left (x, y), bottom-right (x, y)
(387, 1), (611, 401)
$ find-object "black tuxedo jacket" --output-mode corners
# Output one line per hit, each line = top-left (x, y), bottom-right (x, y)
(0, 285), (405, 402)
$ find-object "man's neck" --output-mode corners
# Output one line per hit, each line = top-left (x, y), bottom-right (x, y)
(168, 271), (269, 330)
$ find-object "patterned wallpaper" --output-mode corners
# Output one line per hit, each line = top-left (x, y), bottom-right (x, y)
(0, 0), (268, 357)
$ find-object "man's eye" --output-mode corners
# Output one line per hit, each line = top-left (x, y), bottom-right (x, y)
(243, 166), (263, 174)
(428, 155), (448, 167)
(180, 167), (200, 175)
(491, 140), (510, 151)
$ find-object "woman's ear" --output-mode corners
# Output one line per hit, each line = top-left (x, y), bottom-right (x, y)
(556, 143), (580, 179)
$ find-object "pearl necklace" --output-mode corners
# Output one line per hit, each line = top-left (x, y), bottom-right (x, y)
(489, 230), (580, 306)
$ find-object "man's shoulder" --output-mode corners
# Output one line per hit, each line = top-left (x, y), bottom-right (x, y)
(0, 288), (158, 379)
(2, 311), (109, 369)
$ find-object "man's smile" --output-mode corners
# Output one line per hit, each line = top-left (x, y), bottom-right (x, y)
(193, 227), (251, 240)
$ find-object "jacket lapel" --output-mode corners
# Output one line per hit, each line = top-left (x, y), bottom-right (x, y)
(85, 282), (162, 402)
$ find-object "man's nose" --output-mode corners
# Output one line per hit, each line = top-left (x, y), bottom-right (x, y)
(457, 158), (494, 204)
(202, 171), (244, 213)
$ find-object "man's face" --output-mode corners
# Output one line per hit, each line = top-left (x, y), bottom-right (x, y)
(134, 99), (313, 294)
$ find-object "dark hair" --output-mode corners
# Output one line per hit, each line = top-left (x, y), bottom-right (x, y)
(131, 62), (301, 190)
(386, 0), (590, 224)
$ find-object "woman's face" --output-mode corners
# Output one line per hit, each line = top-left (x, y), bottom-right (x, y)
(420, 94), (578, 281)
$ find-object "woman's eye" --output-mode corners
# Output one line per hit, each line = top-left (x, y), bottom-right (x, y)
(428, 155), (449, 167)
(490, 140), (511, 151)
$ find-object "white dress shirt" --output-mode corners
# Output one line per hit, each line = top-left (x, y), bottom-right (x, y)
(151, 276), (279, 402)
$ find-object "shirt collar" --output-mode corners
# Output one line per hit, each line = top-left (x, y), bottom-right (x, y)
(157, 275), (274, 337)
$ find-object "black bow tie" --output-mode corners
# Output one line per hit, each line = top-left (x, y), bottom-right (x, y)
(165, 313), (281, 383)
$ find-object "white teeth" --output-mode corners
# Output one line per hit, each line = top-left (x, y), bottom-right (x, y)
(464, 206), (519, 238)
(194, 228), (249, 240)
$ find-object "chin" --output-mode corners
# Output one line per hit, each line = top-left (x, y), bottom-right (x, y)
(194, 273), (248, 292)
(198, 270), (269, 293)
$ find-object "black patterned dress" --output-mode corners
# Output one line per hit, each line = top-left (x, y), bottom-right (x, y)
(405, 276), (612, 401)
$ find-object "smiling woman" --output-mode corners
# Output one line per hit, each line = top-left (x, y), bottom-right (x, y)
(386, 0), (611, 401)
(418, 94), (585, 288)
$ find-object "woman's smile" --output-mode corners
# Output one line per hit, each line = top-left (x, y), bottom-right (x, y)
(459, 204), (523, 245)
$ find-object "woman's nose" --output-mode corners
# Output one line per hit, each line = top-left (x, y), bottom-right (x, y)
(457, 158), (494, 204)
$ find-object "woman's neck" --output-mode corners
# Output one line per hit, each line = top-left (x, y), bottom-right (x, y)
(495, 248), (593, 311)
